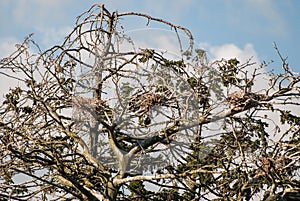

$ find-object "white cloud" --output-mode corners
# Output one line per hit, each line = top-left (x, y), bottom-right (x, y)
(0, 37), (19, 58)
(242, 0), (287, 36)
(13, 0), (70, 16)
(0, 38), (19, 100)
(246, 0), (285, 24)
(35, 26), (72, 47)
(209, 43), (259, 63)
(0, 37), (24, 100)
(11, 0), (73, 28)
(207, 43), (271, 93)
(124, 28), (188, 57)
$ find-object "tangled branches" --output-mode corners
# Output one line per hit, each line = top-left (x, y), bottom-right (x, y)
(0, 4), (299, 201)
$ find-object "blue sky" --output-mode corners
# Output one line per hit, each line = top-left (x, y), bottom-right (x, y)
(0, 0), (299, 73)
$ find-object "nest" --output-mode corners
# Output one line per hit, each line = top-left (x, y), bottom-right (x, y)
(227, 91), (268, 109)
(128, 89), (174, 117)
